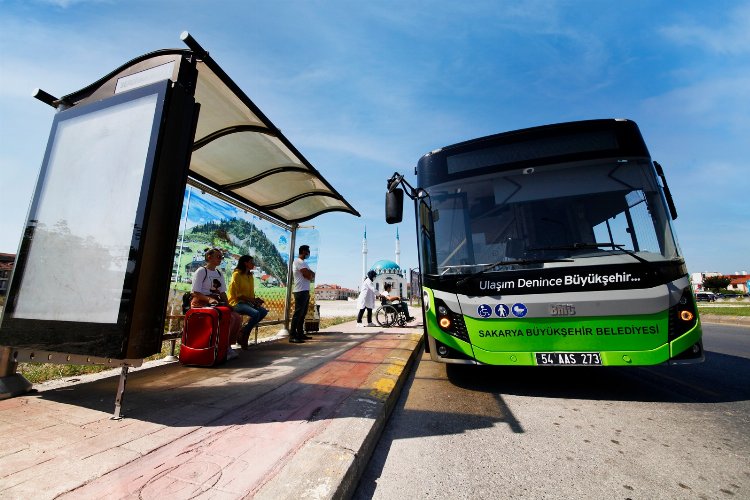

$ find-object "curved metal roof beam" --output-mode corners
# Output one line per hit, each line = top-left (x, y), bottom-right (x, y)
(258, 191), (342, 211)
(221, 166), (312, 190)
(58, 49), (188, 106)
(192, 125), (277, 151)
(274, 206), (358, 224)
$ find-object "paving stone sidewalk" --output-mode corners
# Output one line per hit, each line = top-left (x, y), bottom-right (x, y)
(0, 321), (423, 499)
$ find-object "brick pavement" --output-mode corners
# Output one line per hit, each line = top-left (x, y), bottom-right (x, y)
(0, 322), (422, 499)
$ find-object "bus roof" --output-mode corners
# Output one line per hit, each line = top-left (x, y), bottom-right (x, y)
(418, 119), (651, 178)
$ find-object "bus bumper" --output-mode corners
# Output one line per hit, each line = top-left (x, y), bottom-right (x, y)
(668, 321), (704, 365)
(428, 322), (704, 366)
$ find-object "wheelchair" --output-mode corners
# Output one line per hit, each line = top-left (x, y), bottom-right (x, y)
(375, 298), (410, 327)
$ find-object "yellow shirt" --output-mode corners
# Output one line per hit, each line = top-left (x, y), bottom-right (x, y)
(227, 269), (255, 307)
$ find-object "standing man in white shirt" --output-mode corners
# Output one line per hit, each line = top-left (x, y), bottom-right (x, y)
(290, 244), (315, 343)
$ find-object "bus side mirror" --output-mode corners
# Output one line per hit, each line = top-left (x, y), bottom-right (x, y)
(386, 188), (404, 224)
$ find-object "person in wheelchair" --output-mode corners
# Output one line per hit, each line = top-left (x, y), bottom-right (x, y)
(381, 283), (415, 323)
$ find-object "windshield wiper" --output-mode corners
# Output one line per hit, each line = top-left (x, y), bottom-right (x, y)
(456, 257), (573, 286)
(439, 264), (478, 276)
(528, 242), (650, 264)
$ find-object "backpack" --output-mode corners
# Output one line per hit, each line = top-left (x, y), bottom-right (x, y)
(182, 266), (210, 314)
(181, 292), (193, 314)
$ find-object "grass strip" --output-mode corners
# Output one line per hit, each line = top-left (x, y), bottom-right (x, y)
(698, 306), (750, 317)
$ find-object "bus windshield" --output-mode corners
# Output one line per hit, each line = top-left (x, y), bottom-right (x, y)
(425, 159), (680, 276)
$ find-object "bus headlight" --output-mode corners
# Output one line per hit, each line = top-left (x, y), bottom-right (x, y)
(679, 310), (694, 322)
(669, 288), (698, 340)
(433, 298), (469, 342)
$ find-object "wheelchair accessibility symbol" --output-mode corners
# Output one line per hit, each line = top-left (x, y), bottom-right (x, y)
(477, 304), (492, 318)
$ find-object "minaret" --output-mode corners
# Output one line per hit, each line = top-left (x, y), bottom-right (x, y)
(362, 226), (368, 280)
(395, 226), (401, 267)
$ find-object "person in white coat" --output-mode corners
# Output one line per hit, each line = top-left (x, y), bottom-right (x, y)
(356, 270), (380, 326)
(357, 270), (401, 327)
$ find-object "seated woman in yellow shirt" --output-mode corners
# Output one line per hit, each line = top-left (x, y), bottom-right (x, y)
(227, 255), (269, 349)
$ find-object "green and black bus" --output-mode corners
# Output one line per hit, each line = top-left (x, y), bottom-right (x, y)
(386, 119), (703, 366)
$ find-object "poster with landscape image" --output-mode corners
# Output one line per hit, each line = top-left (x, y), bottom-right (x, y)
(170, 187), (319, 321)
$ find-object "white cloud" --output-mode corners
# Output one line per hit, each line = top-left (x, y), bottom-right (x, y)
(675, 160), (749, 194)
(640, 75), (750, 133)
(0, 17), (148, 100)
(660, 4), (750, 55)
(33, 0), (114, 8)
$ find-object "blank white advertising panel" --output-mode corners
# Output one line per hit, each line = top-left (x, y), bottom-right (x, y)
(13, 92), (159, 323)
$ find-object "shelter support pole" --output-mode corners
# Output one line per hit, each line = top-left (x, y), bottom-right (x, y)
(163, 296), (180, 362)
(0, 347), (32, 400)
(111, 366), (130, 420)
(164, 339), (178, 362)
(174, 185), (193, 283)
(280, 224), (298, 336)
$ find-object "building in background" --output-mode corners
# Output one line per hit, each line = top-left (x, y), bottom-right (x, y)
(315, 284), (357, 301)
(359, 228), (409, 298)
(361, 226), (368, 283)
(691, 272), (719, 291)
(0, 253), (15, 295)
(729, 273), (750, 294)
(691, 271), (750, 294)
(369, 259), (408, 299)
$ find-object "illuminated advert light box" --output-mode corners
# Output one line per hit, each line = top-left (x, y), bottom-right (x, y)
(1, 78), (197, 359)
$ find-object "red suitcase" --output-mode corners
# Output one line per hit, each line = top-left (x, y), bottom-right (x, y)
(180, 306), (231, 366)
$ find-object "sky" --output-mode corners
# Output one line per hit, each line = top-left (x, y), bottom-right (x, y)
(1, 0), (748, 290)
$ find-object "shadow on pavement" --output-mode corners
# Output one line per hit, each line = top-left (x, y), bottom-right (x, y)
(445, 350), (750, 404)
(29, 330), (401, 427)
(354, 347), (750, 499)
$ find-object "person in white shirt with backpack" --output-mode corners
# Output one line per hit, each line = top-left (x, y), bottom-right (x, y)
(190, 247), (242, 360)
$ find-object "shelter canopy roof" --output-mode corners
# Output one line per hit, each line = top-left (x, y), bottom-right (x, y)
(53, 34), (359, 226)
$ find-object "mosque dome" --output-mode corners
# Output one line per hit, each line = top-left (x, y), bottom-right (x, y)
(370, 259), (402, 275)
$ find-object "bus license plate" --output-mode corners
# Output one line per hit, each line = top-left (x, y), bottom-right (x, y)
(535, 352), (601, 366)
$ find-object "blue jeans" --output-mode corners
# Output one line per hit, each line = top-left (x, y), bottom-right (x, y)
(233, 301), (268, 335)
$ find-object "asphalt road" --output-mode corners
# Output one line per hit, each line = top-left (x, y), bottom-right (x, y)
(355, 324), (750, 499)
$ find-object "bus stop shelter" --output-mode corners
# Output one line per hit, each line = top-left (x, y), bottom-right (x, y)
(0, 32), (359, 408)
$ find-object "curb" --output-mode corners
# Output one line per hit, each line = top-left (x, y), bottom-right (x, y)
(253, 331), (423, 500)
(700, 314), (750, 327)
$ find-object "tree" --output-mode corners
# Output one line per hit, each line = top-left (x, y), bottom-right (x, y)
(702, 275), (731, 292)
